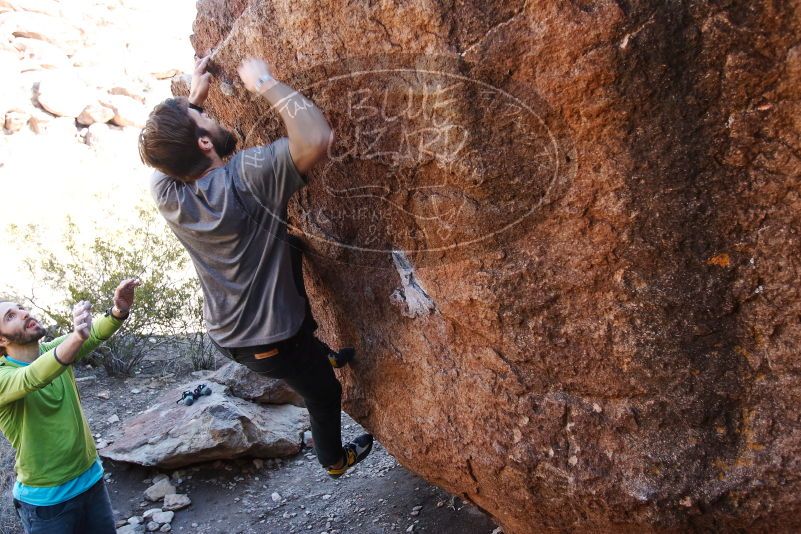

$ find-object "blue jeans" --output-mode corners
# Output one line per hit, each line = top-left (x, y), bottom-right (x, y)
(13, 479), (115, 534)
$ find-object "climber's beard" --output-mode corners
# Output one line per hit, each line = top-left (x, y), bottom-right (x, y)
(209, 125), (238, 158)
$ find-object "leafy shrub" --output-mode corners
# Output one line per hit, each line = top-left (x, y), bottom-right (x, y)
(174, 290), (219, 372)
(12, 207), (216, 376)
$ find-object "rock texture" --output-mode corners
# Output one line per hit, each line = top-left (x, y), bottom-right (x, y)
(100, 381), (308, 468)
(184, 1), (801, 532)
(209, 361), (304, 406)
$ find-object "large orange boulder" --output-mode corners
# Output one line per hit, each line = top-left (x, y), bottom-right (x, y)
(180, 1), (801, 532)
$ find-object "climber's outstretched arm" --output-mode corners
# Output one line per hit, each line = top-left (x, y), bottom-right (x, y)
(238, 58), (334, 175)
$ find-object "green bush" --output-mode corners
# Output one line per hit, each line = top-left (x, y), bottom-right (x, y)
(174, 290), (218, 372)
(12, 207), (216, 376)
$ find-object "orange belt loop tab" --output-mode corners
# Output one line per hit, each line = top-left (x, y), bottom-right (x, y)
(254, 348), (279, 360)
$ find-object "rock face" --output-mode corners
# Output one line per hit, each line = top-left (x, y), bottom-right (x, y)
(100, 381), (308, 468)
(184, 2), (801, 532)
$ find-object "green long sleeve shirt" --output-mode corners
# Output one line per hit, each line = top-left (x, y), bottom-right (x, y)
(0, 315), (123, 487)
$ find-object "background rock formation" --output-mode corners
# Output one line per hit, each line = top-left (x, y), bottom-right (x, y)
(183, 1), (801, 532)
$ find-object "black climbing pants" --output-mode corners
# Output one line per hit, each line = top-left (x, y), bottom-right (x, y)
(213, 236), (344, 468)
(215, 320), (344, 467)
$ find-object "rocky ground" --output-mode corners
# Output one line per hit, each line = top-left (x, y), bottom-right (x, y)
(0, 356), (500, 534)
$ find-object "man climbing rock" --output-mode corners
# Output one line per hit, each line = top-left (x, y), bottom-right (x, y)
(0, 278), (139, 533)
(139, 56), (373, 478)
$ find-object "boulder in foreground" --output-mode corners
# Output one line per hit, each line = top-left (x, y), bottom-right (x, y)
(100, 381), (308, 468)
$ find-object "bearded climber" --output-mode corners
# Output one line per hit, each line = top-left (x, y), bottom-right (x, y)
(138, 56), (373, 478)
(0, 278), (139, 533)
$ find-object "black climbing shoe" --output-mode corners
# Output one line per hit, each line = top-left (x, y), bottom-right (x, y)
(328, 347), (355, 369)
(327, 434), (373, 478)
(177, 390), (195, 406)
(178, 384), (212, 406)
(193, 383), (212, 397)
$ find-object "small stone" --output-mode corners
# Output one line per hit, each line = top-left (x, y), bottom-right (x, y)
(146, 522), (159, 532)
(144, 479), (176, 501)
(102, 94), (148, 128)
(410, 511), (419, 516)
(159, 525), (171, 532)
(142, 508), (162, 520)
(303, 430), (314, 448)
(27, 108), (52, 134)
(322, 494), (332, 500)
(271, 492), (282, 502)
(151, 511), (174, 524)
(131, 388), (142, 394)
(107, 414), (120, 424)
(592, 403), (602, 413)
(568, 456), (578, 467)
(97, 390), (111, 399)
(412, 506), (422, 512)
(116, 519), (128, 528)
(491, 528), (504, 534)
(128, 516), (142, 525)
(253, 458), (264, 469)
(75, 375), (96, 383)
(4, 110), (30, 133)
(108, 86), (146, 102)
(77, 103), (114, 126)
(35, 76), (92, 117)
(406, 526), (414, 533)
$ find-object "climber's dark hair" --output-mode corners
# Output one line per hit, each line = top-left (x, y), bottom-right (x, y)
(138, 97), (212, 182)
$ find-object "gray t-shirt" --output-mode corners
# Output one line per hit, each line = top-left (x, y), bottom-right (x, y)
(150, 137), (307, 348)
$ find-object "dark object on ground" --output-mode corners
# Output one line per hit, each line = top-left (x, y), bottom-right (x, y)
(176, 383), (211, 406)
